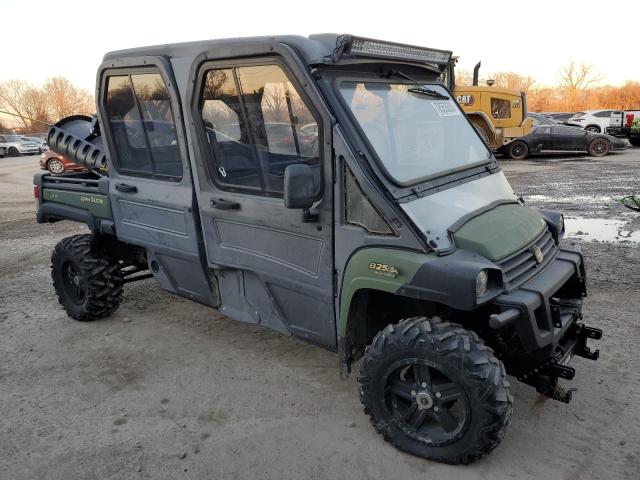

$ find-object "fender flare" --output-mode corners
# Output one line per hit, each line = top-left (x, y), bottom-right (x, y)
(339, 247), (501, 337)
(37, 203), (97, 229)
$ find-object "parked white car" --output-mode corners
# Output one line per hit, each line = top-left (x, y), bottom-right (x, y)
(566, 110), (615, 133)
(0, 134), (40, 156)
(21, 136), (49, 153)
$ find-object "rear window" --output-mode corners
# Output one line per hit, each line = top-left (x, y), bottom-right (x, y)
(491, 98), (511, 119)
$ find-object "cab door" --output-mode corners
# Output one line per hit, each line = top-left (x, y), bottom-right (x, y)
(190, 59), (336, 348)
(98, 58), (217, 307)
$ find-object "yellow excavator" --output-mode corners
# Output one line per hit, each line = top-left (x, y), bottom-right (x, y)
(453, 62), (533, 154)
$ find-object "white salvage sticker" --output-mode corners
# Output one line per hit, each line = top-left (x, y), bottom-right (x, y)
(431, 100), (461, 117)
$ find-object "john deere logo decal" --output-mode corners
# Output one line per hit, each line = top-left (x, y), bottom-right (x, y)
(533, 246), (544, 264)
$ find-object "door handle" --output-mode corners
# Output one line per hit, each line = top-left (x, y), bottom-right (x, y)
(211, 198), (240, 210)
(115, 183), (137, 193)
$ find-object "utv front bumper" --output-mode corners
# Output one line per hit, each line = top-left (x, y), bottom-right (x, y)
(494, 247), (586, 351)
(490, 245), (601, 402)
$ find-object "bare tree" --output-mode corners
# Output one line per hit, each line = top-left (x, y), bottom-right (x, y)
(454, 69), (473, 86)
(558, 62), (602, 91)
(556, 62), (603, 110)
(43, 77), (94, 122)
(0, 80), (32, 129)
(0, 80), (52, 131)
(491, 72), (537, 93)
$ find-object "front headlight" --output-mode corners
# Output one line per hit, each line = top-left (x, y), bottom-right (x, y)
(476, 270), (489, 298)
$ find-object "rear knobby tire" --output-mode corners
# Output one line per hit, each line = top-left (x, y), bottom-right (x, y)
(51, 234), (123, 321)
(359, 317), (512, 465)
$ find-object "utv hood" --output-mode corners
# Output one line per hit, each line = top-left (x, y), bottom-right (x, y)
(453, 204), (546, 261)
(401, 172), (545, 259)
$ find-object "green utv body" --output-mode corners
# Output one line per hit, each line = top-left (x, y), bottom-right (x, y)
(34, 34), (601, 464)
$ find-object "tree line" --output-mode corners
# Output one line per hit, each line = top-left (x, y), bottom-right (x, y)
(457, 62), (640, 113)
(1, 64), (637, 134)
(0, 77), (94, 134)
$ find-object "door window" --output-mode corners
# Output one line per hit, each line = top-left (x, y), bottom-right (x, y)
(553, 126), (585, 136)
(199, 64), (321, 195)
(105, 72), (182, 179)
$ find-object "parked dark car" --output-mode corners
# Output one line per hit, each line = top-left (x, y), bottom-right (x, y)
(502, 115), (627, 159)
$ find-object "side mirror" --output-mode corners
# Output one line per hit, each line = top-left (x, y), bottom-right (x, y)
(284, 164), (317, 222)
(284, 164), (315, 209)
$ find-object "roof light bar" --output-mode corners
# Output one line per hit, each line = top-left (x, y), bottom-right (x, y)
(338, 35), (452, 65)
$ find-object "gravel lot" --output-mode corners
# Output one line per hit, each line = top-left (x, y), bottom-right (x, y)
(1, 152), (639, 479)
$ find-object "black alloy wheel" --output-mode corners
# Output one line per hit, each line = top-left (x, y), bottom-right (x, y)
(588, 138), (610, 157)
(384, 359), (470, 446)
(507, 140), (529, 160)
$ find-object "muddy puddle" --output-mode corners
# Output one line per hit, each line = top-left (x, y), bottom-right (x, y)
(565, 217), (640, 243)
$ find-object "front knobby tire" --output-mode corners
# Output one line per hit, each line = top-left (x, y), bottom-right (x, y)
(51, 234), (124, 321)
(359, 317), (512, 465)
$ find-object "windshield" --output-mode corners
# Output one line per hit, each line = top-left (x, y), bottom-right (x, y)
(3, 135), (21, 142)
(528, 113), (556, 126)
(338, 81), (490, 184)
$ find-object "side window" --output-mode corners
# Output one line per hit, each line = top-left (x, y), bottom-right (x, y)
(491, 98), (511, 119)
(199, 64), (320, 195)
(344, 165), (393, 235)
(553, 126), (584, 136)
(201, 69), (261, 189)
(594, 110), (612, 118)
(105, 72), (182, 179)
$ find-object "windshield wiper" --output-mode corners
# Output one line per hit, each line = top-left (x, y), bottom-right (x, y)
(407, 86), (448, 99)
(390, 70), (448, 99)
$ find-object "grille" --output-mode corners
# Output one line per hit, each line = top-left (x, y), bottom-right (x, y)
(498, 228), (557, 290)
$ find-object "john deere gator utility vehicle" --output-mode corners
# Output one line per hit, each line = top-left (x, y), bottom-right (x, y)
(34, 34), (600, 464)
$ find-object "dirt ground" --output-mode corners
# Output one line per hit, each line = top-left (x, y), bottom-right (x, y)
(1, 152), (639, 480)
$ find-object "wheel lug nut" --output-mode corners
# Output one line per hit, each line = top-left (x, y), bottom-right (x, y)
(434, 406), (439, 412)
(435, 392), (441, 398)
(421, 382), (427, 388)
(411, 390), (416, 397)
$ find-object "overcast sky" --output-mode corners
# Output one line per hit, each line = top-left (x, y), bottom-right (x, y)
(0, 0), (638, 92)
